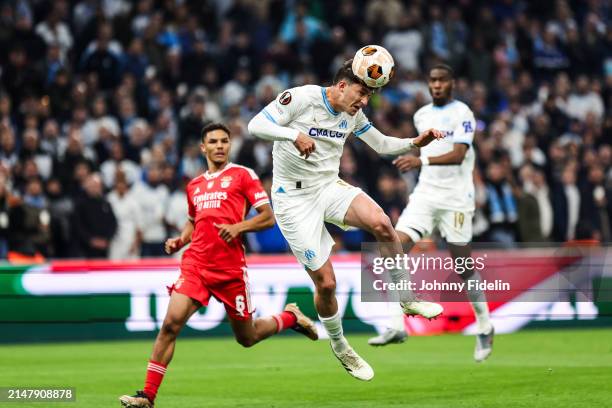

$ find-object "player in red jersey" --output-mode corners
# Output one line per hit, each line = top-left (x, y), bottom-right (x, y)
(120, 123), (318, 408)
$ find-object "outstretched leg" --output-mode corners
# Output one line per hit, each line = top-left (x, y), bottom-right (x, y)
(229, 303), (318, 348)
(344, 193), (443, 318)
(120, 292), (200, 407)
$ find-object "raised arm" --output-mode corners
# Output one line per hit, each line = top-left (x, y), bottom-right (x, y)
(358, 125), (445, 155)
(393, 144), (469, 172)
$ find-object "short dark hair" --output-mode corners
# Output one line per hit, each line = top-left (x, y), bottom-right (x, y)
(201, 122), (230, 142)
(429, 63), (455, 78)
(333, 59), (372, 90)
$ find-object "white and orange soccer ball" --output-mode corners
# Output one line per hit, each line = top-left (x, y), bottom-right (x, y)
(351, 45), (395, 88)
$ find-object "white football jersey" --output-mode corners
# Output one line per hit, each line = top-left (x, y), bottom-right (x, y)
(261, 85), (371, 186)
(413, 100), (476, 211)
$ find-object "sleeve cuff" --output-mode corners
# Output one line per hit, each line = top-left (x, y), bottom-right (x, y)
(253, 199), (270, 208)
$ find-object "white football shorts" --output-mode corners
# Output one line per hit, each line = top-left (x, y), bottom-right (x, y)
(271, 178), (362, 271)
(395, 191), (473, 245)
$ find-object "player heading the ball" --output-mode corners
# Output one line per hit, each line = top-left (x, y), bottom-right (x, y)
(248, 45), (445, 381)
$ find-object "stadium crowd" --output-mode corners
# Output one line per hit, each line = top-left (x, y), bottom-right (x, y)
(0, 0), (610, 260)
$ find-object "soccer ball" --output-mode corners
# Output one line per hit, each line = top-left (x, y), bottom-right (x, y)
(351, 45), (395, 88)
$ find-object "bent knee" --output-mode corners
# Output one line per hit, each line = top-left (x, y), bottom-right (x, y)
(236, 335), (257, 348)
(160, 320), (183, 338)
(316, 278), (336, 296)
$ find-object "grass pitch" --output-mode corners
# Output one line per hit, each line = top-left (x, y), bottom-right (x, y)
(0, 329), (610, 407)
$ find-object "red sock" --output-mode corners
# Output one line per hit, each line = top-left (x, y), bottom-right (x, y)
(272, 311), (298, 333)
(143, 360), (167, 402)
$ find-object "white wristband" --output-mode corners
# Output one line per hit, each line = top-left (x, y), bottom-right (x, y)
(420, 156), (430, 166)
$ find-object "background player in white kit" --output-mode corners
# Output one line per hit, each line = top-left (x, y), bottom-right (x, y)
(248, 53), (445, 381)
(368, 64), (494, 362)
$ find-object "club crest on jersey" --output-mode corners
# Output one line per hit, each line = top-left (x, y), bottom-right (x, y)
(221, 176), (232, 188)
(462, 121), (474, 133)
(279, 91), (292, 105)
(207, 181), (214, 189)
(339, 119), (348, 129)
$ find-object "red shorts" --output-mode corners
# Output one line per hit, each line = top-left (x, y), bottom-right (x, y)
(168, 262), (253, 321)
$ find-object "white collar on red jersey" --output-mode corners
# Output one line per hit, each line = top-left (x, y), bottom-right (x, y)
(203, 162), (236, 180)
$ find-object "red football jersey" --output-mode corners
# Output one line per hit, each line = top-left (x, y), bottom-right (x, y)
(182, 163), (269, 270)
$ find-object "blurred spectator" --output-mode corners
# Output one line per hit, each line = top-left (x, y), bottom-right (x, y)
(552, 164), (581, 241)
(383, 11), (423, 72)
(107, 174), (141, 260)
(79, 21), (123, 90)
(132, 165), (168, 257)
(280, 1), (325, 44)
(72, 173), (117, 258)
(1, 44), (42, 108)
(365, 0), (404, 31)
(485, 161), (517, 246)
(372, 171), (406, 226)
(8, 178), (50, 257)
(45, 178), (73, 258)
(580, 165), (611, 242)
(35, 1), (73, 61)
(566, 75), (605, 122)
(178, 93), (210, 155)
(0, 126), (18, 169)
(0, 174), (10, 258)
(100, 141), (140, 189)
(165, 176), (188, 248)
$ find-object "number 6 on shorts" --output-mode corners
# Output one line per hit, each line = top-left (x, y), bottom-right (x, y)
(235, 295), (245, 317)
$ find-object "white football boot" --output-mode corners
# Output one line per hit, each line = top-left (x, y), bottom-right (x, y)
(331, 344), (374, 381)
(474, 326), (494, 362)
(119, 391), (153, 407)
(368, 328), (408, 346)
(401, 301), (444, 319)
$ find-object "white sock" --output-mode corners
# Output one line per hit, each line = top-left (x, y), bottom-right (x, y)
(388, 267), (414, 303)
(465, 271), (492, 334)
(319, 311), (349, 353)
(388, 302), (405, 332)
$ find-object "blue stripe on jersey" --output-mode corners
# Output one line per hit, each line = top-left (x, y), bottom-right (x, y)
(353, 123), (372, 137)
(262, 109), (277, 124)
(321, 87), (339, 116)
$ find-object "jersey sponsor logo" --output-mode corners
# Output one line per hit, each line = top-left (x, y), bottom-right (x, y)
(221, 176), (232, 188)
(462, 121), (474, 133)
(279, 91), (292, 105)
(308, 128), (346, 139)
(193, 191), (228, 210)
(254, 191), (267, 200)
(444, 130), (454, 137)
(339, 119), (348, 129)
